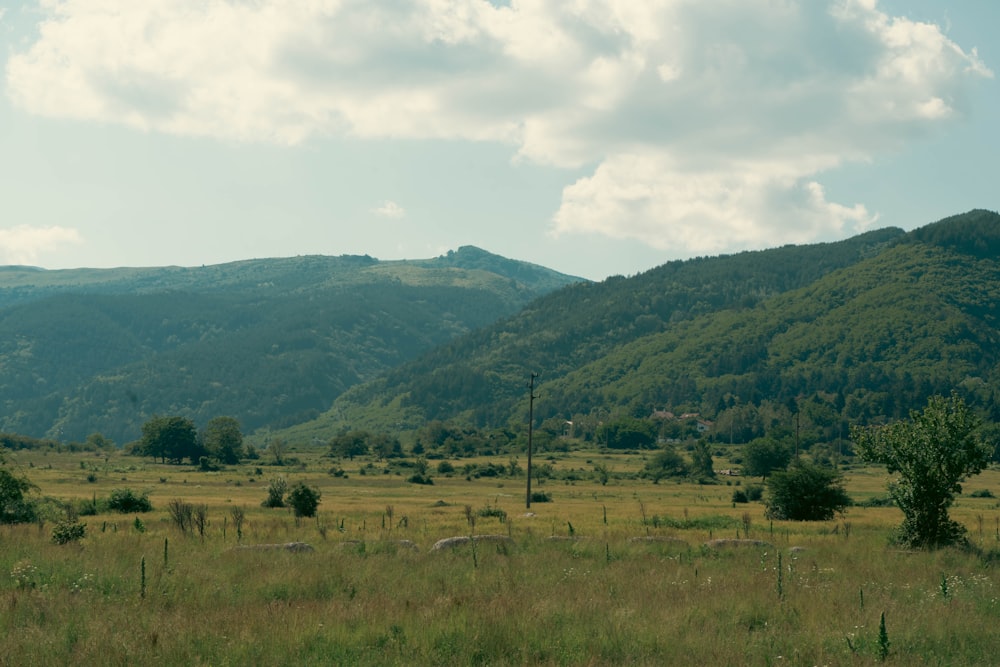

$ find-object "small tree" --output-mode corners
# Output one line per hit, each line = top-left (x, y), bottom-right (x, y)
(742, 437), (792, 480)
(852, 393), (991, 548)
(0, 466), (37, 524)
(262, 477), (288, 508)
(689, 440), (716, 481)
(140, 416), (202, 464)
(201, 416), (244, 464)
(642, 446), (688, 483)
(287, 483), (321, 518)
(764, 460), (850, 521)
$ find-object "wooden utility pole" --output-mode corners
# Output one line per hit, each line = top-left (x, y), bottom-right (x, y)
(526, 372), (537, 509)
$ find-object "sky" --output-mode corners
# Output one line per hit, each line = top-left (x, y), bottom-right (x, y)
(0, 0), (997, 281)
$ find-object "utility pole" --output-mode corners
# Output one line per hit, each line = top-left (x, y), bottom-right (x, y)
(526, 372), (537, 509)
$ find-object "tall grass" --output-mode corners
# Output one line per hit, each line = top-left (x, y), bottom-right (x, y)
(3, 449), (1000, 665)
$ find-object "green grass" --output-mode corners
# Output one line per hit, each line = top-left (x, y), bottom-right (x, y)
(3, 448), (1000, 665)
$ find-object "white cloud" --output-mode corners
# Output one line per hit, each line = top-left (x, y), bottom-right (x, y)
(4, 0), (991, 256)
(0, 225), (83, 265)
(372, 200), (406, 219)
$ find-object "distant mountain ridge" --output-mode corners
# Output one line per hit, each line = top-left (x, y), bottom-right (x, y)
(0, 248), (583, 443)
(281, 210), (1000, 443)
(6, 210), (1000, 449)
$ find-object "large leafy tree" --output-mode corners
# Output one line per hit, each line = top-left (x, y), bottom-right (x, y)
(140, 416), (201, 464)
(742, 437), (792, 480)
(852, 393), (991, 548)
(598, 417), (658, 450)
(202, 416), (244, 464)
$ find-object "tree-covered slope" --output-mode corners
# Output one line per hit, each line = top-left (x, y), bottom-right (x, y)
(537, 225), (1000, 424)
(0, 249), (582, 443)
(288, 221), (915, 439)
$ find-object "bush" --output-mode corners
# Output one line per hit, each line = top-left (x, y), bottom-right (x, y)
(77, 495), (99, 516)
(407, 474), (434, 485)
(732, 489), (749, 503)
(745, 484), (764, 501)
(764, 461), (850, 521)
(969, 488), (995, 498)
(167, 499), (195, 533)
(287, 482), (321, 518)
(476, 505), (508, 522)
(530, 491), (552, 503)
(107, 488), (152, 513)
(0, 467), (38, 524)
(52, 520), (86, 545)
(262, 477), (287, 508)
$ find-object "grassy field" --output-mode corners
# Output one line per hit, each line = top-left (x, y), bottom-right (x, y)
(3, 446), (1000, 666)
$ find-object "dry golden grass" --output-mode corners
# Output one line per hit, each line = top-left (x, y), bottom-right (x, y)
(3, 447), (1000, 665)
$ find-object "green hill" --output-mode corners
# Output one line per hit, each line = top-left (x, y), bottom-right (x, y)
(281, 210), (1000, 447)
(286, 218), (938, 441)
(0, 249), (582, 444)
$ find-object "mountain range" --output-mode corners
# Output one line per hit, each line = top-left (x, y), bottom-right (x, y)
(279, 209), (1000, 446)
(0, 247), (581, 444)
(3, 209), (999, 449)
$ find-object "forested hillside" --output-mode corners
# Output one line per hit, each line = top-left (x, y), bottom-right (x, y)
(0, 248), (581, 444)
(285, 210), (1000, 445)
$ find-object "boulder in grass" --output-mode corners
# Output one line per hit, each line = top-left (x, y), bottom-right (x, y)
(232, 542), (315, 553)
(628, 536), (689, 547)
(430, 535), (514, 551)
(703, 539), (772, 549)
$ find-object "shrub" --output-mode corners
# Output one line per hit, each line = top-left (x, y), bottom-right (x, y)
(0, 467), (38, 524)
(530, 491), (552, 503)
(476, 505), (508, 523)
(167, 499), (195, 534)
(287, 482), (321, 518)
(732, 489), (749, 504)
(52, 520), (86, 545)
(107, 488), (152, 513)
(407, 474), (434, 485)
(745, 484), (764, 502)
(764, 460), (850, 521)
(969, 488), (995, 498)
(262, 477), (287, 508)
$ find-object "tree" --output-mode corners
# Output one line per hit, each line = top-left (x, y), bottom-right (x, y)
(0, 459), (37, 524)
(598, 417), (658, 449)
(202, 416), (244, 464)
(329, 431), (371, 460)
(287, 482), (322, 518)
(642, 445), (688, 483)
(85, 433), (114, 450)
(764, 460), (850, 521)
(742, 437), (792, 480)
(262, 476), (288, 508)
(852, 393), (991, 548)
(689, 440), (716, 481)
(140, 416), (202, 464)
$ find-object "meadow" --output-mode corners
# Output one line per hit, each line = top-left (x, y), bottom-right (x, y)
(3, 446), (1000, 666)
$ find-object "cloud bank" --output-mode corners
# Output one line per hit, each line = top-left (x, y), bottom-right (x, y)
(6, 0), (990, 256)
(0, 225), (82, 265)
(373, 200), (407, 219)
